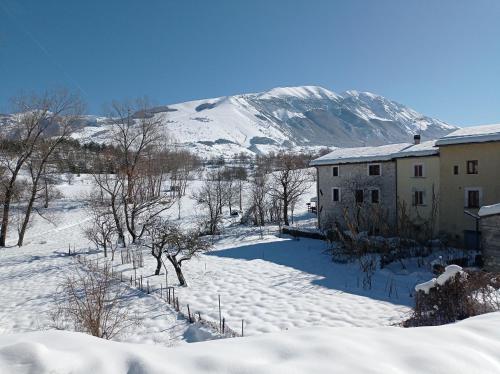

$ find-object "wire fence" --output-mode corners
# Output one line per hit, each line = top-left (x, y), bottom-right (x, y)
(70, 247), (244, 338)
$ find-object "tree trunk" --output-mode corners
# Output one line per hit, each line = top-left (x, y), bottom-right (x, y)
(168, 256), (186, 286)
(110, 196), (126, 246)
(17, 185), (37, 247)
(153, 250), (162, 276)
(0, 180), (16, 247)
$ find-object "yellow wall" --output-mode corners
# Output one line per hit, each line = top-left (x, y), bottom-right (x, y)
(439, 142), (500, 243)
(397, 156), (440, 236)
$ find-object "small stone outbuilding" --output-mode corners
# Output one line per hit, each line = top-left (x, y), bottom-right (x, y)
(479, 203), (500, 271)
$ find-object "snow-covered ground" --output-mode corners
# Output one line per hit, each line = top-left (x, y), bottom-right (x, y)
(2, 312), (500, 374)
(0, 174), (425, 342)
(1, 172), (487, 373)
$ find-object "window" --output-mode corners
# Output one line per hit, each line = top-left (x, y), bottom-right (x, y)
(413, 190), (424, 206)
(355, 189), (364, 203)
(413, 164), (424, 177)
(453, 165), (459, 175)
(466, 189), (480, 208)
(332, 187), (341, 202)
(368, 164), (381, 176)
(467, 160), (478, 174)
(332, 166), (339, 177)
(370, 189), (380, 204)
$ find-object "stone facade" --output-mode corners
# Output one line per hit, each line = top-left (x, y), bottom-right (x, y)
(316, 161), (398, 234)
(481, 214), (500, 272)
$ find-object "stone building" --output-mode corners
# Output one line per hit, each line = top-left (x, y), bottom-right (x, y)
(479, 204), (500, 272)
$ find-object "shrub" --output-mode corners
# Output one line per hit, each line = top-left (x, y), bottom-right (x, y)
(405, 266), (500, 327)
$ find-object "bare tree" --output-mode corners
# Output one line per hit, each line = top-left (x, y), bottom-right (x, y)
(250, 173), (268, 226)
(269, 153), (312, 226)
(84, 200), (117, 259)
(53, 266), (138, 339)
(146, 221), (209, 286)
(194, 170), (225, 235)
(0, 89), (83, 246)
(91, 173), (126, 246)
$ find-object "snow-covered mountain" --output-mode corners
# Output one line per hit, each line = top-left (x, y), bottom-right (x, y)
(2, 86), (457, 158)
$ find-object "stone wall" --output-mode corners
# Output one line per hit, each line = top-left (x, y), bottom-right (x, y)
(481, 214), (500, 272)
(316, 161), (398, 234)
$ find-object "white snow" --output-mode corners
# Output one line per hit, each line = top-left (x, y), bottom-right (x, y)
(436, 123), (500, 145)
(478, 203), (500, 217)
(415, 265), (464, 294)
(257, 85), (342, 101)
(310, 143), (412, 165)
(394, 140), (439, 157)
(2, 312), (500, 374)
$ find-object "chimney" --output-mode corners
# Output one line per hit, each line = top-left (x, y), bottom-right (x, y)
(414, 134), (421, 145)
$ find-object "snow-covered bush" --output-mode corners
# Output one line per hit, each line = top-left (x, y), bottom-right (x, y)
(405, 265), (500, 327)
(52, 265), (139, 339)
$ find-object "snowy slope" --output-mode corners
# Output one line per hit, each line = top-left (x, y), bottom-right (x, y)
(9, 85), (454, 158)
(1, 312), (500, 374)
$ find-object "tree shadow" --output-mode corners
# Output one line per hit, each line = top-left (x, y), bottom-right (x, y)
(208, 235), (414, 306)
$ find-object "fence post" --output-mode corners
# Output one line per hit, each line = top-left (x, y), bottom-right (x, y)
(241, 319), (244, 337)
(147, 280), (150, 294)
(218, 295), (222, 333)
(187, 304), (192, 323)
(222, 317), (225, 334)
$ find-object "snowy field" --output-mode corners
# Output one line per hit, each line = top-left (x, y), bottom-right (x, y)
(1, 312), (500, 374)
(0, 174), (427, 342)
(1, 173), (491, 373)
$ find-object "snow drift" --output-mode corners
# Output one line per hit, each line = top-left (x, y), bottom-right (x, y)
(1, 312), (500, 374)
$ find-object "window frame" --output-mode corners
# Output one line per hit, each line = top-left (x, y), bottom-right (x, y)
(466, 160), (479, 175)
(413, 163), (424, 178)
(355, 189), (364, 204)
(465, 187), (482, 209)
(370, 188), (380, 204)
(332, 165), (339, 177)
(332, 187), (341, 203)
(367, 163), (382, 176)
(413, 190), (425, 206)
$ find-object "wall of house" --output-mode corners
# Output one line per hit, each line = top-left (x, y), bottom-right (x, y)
(396, 155), (440, 237)
(316, 161), (398, 234)
(481, 215), (500, 272)
(439, 142), (500, 244)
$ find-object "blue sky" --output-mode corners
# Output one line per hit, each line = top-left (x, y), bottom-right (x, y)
(0, 0), (499, 126)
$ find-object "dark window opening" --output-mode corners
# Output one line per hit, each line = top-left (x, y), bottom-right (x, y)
(453, 165), (459, 175)
(332, 166), (339, 177)
(413, 191), (424, 206)
(333, 188), (340, 202)
(371, 189), (379, 204)
(368, 164), (381, 176)
(467, 190), (480, 208)
(355, 189), (364, 203)
(414, 164), (423, 177)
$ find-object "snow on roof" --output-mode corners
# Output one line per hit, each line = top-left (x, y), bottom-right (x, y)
(478, 203), (500, 217)
(393, 140), (439, 158)
(310, 143), (412, 166)
(436, 123), (500, 146)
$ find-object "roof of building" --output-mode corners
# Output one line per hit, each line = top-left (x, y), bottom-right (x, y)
(478, 203), (500, 217)
(436, 123), (500, 146)
(310, 143), (412, 166)
(393, 140), (439, 158)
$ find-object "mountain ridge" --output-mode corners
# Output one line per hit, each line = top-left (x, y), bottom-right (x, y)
(1, 86), (457, 158)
